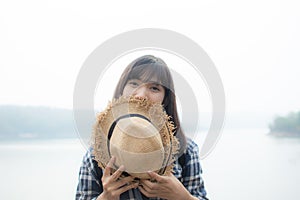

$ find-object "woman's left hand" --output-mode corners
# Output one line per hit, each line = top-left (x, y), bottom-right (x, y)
(138, 172), (196, 200)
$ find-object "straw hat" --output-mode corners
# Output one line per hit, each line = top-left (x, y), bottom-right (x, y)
(92, 96), (179, 179)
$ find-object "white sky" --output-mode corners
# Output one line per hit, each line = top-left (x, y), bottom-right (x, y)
(1, 0), (300, 117)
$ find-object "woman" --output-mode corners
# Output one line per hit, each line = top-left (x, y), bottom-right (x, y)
(76, 55), (208, 200)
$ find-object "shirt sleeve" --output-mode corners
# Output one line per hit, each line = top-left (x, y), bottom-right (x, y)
(75, 149), (103, 200)
(182, 139), (209, 200)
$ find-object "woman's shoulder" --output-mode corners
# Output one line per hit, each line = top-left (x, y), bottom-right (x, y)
(178, 137), (200, 166)
(185, 137), (200, 155)
(81, 147), (95, 164)
(176, 137), (203, 176)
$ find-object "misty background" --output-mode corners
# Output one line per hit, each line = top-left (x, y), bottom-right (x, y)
(1, 1), (300, 200)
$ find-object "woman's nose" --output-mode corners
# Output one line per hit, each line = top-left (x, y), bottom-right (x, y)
(133, 86), (148, 98)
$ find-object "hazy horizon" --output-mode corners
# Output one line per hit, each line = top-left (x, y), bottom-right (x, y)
(1, 1), (300, 118)
(0, 104), (281, 131)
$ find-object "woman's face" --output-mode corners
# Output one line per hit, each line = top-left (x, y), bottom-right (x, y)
(123, 79), (165, 103)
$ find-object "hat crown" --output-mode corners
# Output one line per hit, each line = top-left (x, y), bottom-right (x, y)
(110, 117), (164, 153)
(117, 117), (158, 138)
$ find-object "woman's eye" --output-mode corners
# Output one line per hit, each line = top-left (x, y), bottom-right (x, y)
(150, 86), (160, 92)
(128, 81), (139, 88)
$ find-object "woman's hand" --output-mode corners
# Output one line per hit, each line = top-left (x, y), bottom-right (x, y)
(139, 172), (197, 200)
(97, 157), (139, 200)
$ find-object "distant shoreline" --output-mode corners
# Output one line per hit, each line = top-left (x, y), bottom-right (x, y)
(0, 134), (78, 141)
(269, 131), (300, 138)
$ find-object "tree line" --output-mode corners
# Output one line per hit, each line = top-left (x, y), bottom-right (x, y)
(0, 105), (77, 140)
(269, 111), (300, 136)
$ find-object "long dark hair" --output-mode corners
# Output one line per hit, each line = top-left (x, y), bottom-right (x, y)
(113, 55), (187, 155)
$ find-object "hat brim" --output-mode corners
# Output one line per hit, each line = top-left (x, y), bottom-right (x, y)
(91, 96), (179, 179)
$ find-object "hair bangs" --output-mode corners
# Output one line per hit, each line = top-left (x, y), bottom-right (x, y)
(128, 63), (170, 89)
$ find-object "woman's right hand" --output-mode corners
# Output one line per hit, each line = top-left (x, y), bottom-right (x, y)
(97, 157), (139, 200)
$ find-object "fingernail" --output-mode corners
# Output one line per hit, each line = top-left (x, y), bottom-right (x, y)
(110, 156), (116, 162)
(119, 165), (125, 171)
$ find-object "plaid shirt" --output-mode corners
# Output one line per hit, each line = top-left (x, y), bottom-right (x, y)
(75, 138), (208, 200)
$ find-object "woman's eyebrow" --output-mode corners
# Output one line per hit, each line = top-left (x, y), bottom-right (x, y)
(147, 81), (162, 86)
(127, 79), (142, 83)
(129, 78), (140, 81)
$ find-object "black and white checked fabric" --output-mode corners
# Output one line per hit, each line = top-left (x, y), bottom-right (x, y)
(75, 138), (208, 200)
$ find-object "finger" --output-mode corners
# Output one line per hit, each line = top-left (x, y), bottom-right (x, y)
(103, 156), (116, 177)
(147, 171), (165, 183)
(111, 176), (135, 190)
(107, 156), (116, 168)
(140, 179), (157, 191)
(120, 176), (135, 183)
(138, 185), (155, 198)
(111, 165), (125, 181)
(114, 182), (139, 196)
(110, 177), (133, 190)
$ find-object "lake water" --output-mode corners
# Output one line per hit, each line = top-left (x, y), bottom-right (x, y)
(0, 129), (299, 200)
